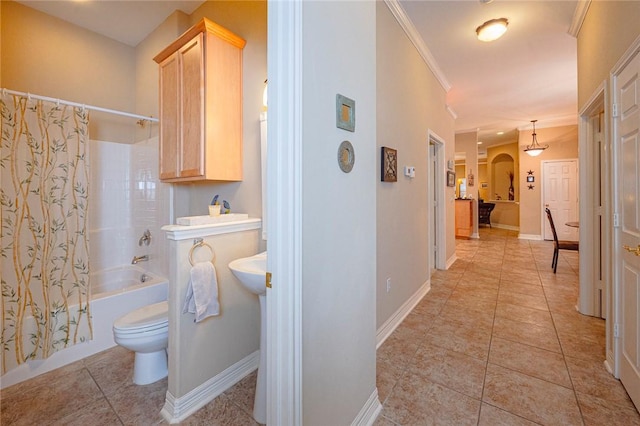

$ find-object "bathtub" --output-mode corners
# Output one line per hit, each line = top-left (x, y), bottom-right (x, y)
(1, 265), (168, 389)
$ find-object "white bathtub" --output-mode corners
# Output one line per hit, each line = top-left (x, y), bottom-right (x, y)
(1, 265), (168, 389)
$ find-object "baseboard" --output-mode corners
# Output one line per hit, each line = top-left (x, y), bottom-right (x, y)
(351, 387), (382, 426)
(161, 350), (259, 424)
(493, 223), (519, 231)
(518, 233), (543, 240)
(446, 253), (457, 269)
(376, 280), (430, 349)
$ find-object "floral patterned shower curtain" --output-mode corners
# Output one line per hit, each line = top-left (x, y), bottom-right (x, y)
(0, 94), (92, 374)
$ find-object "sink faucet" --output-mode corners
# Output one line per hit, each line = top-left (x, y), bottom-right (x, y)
(131, 255), (149, 264)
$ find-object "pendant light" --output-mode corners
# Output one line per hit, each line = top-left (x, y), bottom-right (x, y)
(524, 120), (548, 157)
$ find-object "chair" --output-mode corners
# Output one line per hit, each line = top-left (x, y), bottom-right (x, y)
(545, 208), (579, 273)
(478, 203), (496, 227)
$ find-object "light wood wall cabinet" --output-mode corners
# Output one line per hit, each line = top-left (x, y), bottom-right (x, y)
(154, 18), (246, 182)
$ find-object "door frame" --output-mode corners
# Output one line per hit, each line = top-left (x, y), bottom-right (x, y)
(428, 130), (447, 271)
(577, 82), (609, 321)
(266, 0), (303, 423)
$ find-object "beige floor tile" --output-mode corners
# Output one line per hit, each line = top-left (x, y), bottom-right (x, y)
(557, 332), (606, 362)
(178, 393), (259, 426)
(106, 378), (167, 425)
(497, 290), (549, 311)
(488, 337), (572, 388)
(478, 403), (539, 426)
(565, 355), (636, 409)
(52, 397), (122, 426)
(223, 370), (257, 418)
(494, 301), (554, 329)
(1, 367), (104, 426)
(498, 281), (545, 297)
(483, 364), (582, 425)
(551, 311), (605, 336)
(377, 357), (406, 404)
(372, 414), (399, 426)
(426, 317), (493, 360)
(407, 342), (487, 399)
(84, 346), (136, 396)
(438, 303), (495, 329)
(382, 372), (481, 425)
(576, 391), (640, 426)
(377, 330), (421, 366)
(493, 316), (561, 353)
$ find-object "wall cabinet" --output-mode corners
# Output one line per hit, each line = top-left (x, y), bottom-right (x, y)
(154, 18), (246, 182)
(455, 199), (473, 239)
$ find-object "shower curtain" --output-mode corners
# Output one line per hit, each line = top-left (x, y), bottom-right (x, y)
(0, 94), (92, 374)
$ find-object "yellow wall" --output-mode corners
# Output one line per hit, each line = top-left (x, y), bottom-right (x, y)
(486, 142), (519, 228)
(478, 163), (488, 201)
(577, 1), (640, 109)
(2, 1), (136, 142)
(518, 124), (578, 237)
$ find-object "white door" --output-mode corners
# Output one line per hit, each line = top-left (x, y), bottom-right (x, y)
(543, 160), (579, 241)
(616, 48), (640, 409)
(428, 143), (437, 274)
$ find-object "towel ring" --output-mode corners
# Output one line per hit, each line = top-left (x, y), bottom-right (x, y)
(189, 239), (215, 266)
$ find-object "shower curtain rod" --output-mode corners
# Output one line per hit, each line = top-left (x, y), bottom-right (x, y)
(1, 88), (159, 123)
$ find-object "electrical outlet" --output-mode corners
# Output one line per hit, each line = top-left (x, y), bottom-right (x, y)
(386, 278), (391, 293)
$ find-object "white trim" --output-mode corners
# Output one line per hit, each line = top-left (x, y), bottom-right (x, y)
(446, 104), (458, 120)
(428, 130), (447, 270)
(446, 253), (458, 270)
(350, 388), (383, 426)
(518, 233), (543, 241)
(492, 223), (519, 232)
(383, 0), (451, 92)
(471, 232), (479, 239)
(577, 82), (606, 318)
(160, 351), (259, 424)
(266, 0), (303, 424)
(568, 0), (591, 37)
(376, 280), (430, 348)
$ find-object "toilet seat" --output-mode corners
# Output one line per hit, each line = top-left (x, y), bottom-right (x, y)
(114, 301), (168, 334)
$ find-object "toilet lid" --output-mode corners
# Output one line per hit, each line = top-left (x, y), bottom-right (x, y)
(114, 301), (168, 330)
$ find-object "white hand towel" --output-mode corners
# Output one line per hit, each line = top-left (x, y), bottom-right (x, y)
(182, 262), (220, 323)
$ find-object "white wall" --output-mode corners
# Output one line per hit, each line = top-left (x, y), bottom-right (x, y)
(89, 137), (170, 277)
(300, 1), (378, 424)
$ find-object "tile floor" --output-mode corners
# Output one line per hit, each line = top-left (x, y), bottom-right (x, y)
(2, 228), (639, 425)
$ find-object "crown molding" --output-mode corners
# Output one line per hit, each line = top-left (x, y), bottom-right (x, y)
(568, 0), (591, 38)
(384, 0), (451, 92)
(446, 104), (458, 119)
(516, 115), (578, 131)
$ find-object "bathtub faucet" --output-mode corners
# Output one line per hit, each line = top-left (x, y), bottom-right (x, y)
(131, 255), (149, 264)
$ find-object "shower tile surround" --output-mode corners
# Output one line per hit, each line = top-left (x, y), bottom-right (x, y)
(89, 137), (170, 278)
(3, 228), (638, 424)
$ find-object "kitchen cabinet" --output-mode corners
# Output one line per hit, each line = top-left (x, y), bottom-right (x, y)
(154, 18), (246, 182)
(455, 199), (473, 239)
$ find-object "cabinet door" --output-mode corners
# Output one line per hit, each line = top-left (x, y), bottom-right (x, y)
(178, 33), (205, 178)
(159, 53), (180, 180)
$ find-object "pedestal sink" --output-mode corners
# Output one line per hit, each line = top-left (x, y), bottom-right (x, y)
(228, 252), (267, 424)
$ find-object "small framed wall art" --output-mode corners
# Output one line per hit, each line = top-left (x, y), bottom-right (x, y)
(526, 175), (535, 183)
(447, 171), (455, 187)
(336, 94), (355, 132)
(381, 146), (397, 182)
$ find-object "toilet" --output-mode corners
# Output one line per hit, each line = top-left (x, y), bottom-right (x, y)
(113, 301), (169, 385)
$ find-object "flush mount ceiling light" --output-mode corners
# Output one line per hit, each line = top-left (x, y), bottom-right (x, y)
(524, 120), (549, 157)
(476, 18), (509, 42)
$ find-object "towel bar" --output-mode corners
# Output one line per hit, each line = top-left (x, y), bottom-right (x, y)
(189, 239), (215, 266)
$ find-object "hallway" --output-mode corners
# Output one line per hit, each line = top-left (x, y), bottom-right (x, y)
(2, 228), (640, 424)
(375, 227), (640, 425)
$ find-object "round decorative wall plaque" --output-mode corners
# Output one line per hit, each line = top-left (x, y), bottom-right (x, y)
(338, 140), (355, 173)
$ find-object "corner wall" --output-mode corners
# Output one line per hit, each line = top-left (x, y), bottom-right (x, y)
(376, 2), (455, 330)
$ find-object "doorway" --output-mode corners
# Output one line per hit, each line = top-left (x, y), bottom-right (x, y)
(428, 131), (446, 271)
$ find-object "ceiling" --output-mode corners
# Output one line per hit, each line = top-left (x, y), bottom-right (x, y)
(17, 0), (579, 151)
